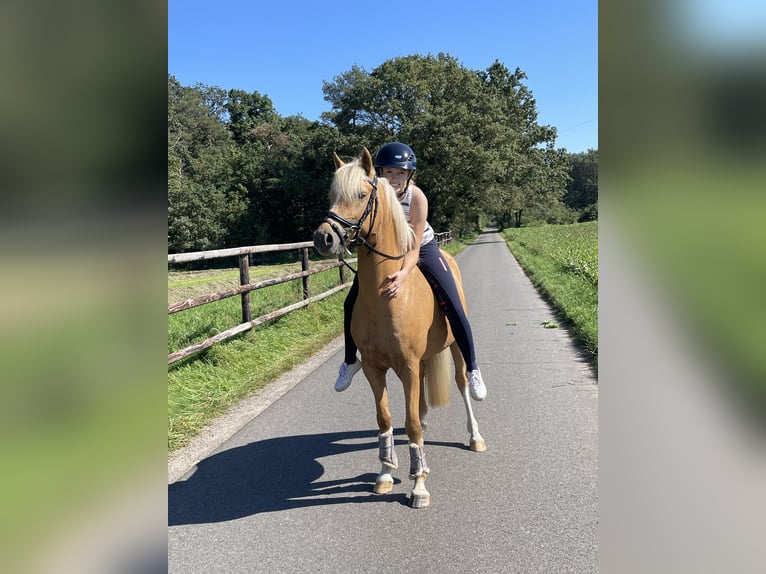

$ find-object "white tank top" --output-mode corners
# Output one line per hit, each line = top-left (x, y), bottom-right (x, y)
(399, 184), (434, 246)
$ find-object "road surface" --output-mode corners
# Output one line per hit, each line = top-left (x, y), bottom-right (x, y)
(168, 228), (598, 573)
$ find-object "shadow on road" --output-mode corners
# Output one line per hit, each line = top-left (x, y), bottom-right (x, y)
(169, 428), (468, 525)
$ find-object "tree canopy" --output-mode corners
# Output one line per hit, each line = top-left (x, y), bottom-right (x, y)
(168, 55), (597, 253)
(564, 149), (599, 221)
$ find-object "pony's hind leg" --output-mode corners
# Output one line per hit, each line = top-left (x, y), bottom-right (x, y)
(461, 388), (486, 452)
(450, 343), (486, 452)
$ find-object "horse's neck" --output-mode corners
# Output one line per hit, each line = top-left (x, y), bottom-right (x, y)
(356, 222), (405, 295)
(357, 243), (400, 283)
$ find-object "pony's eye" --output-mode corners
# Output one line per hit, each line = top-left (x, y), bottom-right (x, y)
(357, 191), (367, 200)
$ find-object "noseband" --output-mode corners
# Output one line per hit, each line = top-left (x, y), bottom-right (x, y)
(323, 176), (405, 260)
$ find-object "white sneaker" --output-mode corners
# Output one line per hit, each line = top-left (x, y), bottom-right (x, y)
(335, 358), (362, 392)
(467, 369), (486, 401)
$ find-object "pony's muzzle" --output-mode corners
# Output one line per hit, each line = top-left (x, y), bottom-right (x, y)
(313, 223), (339, 256)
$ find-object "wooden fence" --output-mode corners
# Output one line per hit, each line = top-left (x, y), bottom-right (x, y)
(434, 231), (451, 246)
(168, 232), (451, 365)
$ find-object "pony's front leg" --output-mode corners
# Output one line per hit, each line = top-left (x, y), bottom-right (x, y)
(408, 441), (430, 508)
(366, 366), (396, 494)
(401, 365), (430, 508)
(374, 428), (397, 494)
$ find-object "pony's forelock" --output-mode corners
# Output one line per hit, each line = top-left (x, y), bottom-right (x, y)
(329, 159), (364, 205)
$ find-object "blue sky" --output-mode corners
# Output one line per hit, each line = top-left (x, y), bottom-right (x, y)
(168, 0), (597, 153)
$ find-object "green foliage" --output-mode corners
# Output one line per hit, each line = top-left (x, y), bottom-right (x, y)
(322, 55), (571, 236)
(564, 149), (599, 220)
(579, 201), (598, 222)
(523, 200), (580, 227)
(168, 56), (597, 253)
(225, 88), (278, 144)
(503, 222), (598, 361)
(168, 76), (246, 252)
(505, 221), (598, 286)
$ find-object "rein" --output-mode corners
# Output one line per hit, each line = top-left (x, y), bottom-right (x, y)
(323, 175), (407, 262)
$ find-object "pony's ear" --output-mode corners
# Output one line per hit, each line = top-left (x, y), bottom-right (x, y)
(360, 147), (375, 176)
(332, 152), (345, 169)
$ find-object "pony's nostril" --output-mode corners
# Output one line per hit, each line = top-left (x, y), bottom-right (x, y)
(325, 232), (334, 245)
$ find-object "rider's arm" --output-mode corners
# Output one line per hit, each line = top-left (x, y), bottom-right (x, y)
(381, 184), (428, 298)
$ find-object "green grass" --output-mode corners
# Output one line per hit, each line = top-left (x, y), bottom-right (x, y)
(167, 234), (476, 453)
(502, 222), (598, 364)
(168, 264), (348, 451)
(168, 262), (306, 301)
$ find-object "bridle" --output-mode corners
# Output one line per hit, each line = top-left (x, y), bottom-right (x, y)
(323, 175), (406, 263)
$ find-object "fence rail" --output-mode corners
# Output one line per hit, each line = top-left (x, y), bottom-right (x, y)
(434, 231), (452, 247)
(168, 259), (343, 315)
(168, 232), (451, 365)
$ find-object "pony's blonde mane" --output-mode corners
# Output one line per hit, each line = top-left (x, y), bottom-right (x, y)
(330, 158), (415, 253)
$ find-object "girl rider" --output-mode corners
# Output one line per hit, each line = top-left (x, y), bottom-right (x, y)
(334, 142), (487, 401)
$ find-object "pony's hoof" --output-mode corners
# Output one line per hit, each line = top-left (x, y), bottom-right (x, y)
(470, 438), (487, 452)
(409, 492), (430, 509)
(374, 480), (393, 494)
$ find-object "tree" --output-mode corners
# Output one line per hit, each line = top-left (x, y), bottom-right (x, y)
(168, 55), (582, 254)
(564, 149), (598, 221)
(225, 88), (278, 145)
(322, 55), (565, 234)
(268, 118), (351, 243)
(167, 76), (245, 252)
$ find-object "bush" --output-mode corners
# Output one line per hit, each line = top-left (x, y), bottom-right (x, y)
(578, 202), (598, 222)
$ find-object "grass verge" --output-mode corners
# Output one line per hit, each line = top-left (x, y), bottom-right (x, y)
(502, 222), (598, 367)
(168, 267), (345, 451)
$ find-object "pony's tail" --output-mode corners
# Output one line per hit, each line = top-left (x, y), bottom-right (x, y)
(424, 348), (452, 407)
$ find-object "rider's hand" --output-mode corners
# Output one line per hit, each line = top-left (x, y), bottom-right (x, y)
(381, 269), (409, 298)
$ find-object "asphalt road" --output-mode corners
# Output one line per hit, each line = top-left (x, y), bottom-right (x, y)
(168, 229), (598, 574)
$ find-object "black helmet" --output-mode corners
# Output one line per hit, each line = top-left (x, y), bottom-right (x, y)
(374, 142), (417, 171)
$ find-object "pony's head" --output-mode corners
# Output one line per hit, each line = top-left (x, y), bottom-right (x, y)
(313, 147), (414, 258)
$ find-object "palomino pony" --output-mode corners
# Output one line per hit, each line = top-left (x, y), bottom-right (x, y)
(313, 147), (486, 508)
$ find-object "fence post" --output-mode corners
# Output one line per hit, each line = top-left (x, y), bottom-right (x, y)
(239, 254), (251, 323)
(338, 255), (345, 284)
(299, 247), (310, 299)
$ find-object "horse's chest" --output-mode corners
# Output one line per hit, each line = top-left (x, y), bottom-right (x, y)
(351, 302), (422, 353)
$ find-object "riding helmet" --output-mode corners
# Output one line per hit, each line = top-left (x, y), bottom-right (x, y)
(374, 142), (417, 171)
